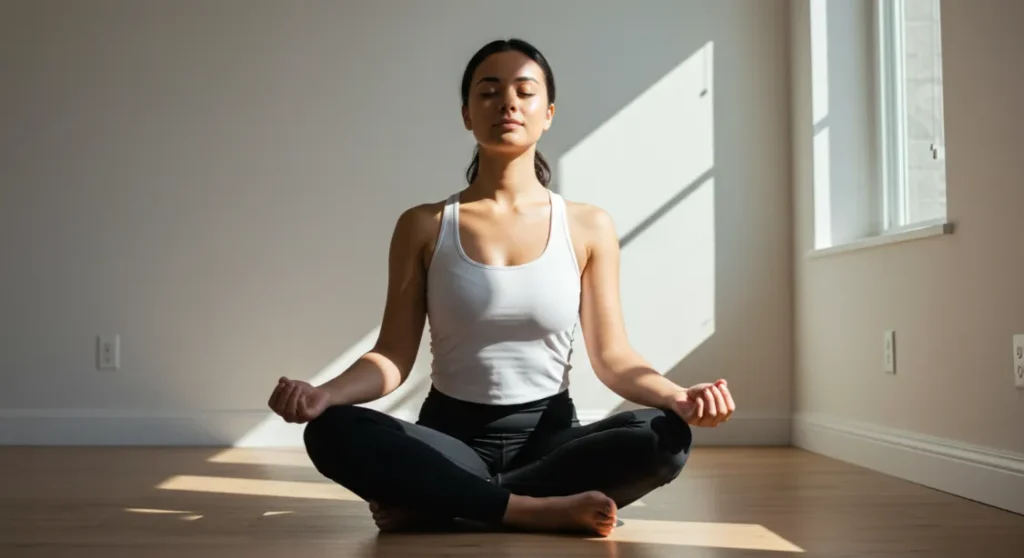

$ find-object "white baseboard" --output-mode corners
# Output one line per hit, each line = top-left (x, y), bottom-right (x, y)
(0, 408), (791, 448)
(0, 408), (279, 446)
(793, 412), (1024, 516)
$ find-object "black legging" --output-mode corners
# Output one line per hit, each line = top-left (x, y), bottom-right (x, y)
(303, 385), (692, 525)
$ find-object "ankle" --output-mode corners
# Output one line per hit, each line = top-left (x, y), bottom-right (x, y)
(502, 494), (542, 525)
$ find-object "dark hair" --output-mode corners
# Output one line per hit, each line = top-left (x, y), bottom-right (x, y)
(460, 38), (556, 187)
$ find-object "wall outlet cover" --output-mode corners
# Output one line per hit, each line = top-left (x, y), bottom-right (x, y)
(884, 330), (896, 374)
(1014, 334), (1024, 388)
(97, 335), (120, 370)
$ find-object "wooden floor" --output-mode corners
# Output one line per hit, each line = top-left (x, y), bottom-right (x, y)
(1, 446), (1022, 557)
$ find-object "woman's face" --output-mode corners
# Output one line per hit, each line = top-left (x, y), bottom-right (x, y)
(463, 51), (554, 154)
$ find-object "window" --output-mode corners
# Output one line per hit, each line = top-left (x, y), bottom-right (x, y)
(876, 0), (947, 232)
(804, 0), (951, 255)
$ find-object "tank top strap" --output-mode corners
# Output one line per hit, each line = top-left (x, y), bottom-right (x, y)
(548, 191), (567, 229)
(430, 193), (459, 258)
(547, 191), (581, 276)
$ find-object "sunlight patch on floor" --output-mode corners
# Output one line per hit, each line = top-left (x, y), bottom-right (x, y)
(158, 471), (643, 507)
(125, 508), (205, 521)
(208, 447), (312, 467)
(125, 508), (194, 515)
(156, 475), (364, 502)
(601, 519), (804, 552)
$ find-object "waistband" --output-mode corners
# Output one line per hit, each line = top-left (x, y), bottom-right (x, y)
(417, 385), (579, 436)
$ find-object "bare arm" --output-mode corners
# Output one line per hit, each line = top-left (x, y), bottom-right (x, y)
(315, 206), (431, 407)
(576, 206), (686, 410)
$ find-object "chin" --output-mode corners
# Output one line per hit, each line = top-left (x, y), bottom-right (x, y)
(480, 133), (534, 151)
(482, 143), (533, 158)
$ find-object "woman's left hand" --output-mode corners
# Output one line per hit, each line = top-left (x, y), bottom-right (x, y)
(670, 379), (735, 427)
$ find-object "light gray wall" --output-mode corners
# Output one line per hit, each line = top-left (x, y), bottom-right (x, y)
(791, 0), (1024, 513)
(0, 0), (793, 446)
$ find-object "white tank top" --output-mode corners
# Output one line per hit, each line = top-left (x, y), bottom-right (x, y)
(425, 190), (582, 405)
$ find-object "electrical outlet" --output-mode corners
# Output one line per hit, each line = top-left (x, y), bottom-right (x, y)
(97, 335), (120, 370)
(883, 330), (896, 374)
(1014, 334), (1024, 389)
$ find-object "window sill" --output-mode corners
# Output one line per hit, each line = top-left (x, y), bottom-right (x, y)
(807, 220), (954, 259)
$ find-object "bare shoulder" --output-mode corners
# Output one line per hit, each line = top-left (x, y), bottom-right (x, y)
(390, 199), (447, 270)
(394, 200), (445, 242)
(562, 199), (619, 273)
(564, 199), (618, 241)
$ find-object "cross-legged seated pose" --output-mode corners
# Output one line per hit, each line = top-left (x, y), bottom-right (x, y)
(267, 38), (735, 538)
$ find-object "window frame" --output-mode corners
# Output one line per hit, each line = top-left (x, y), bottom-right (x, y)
(875, 0), (948, 235)
(876, 0), (909, 232)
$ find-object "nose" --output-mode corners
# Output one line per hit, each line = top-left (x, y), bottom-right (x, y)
(500, 89), (519, 113)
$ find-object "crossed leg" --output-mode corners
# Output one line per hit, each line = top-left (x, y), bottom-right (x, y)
(303, 404), (691, 534)
(303, 405), (507, 526)
(498, 407), (693, 508)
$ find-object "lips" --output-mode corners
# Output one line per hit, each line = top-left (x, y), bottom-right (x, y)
(496, 118), (523, 127)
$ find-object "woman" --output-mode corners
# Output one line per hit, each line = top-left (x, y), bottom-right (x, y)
(267, 38), (735, 537)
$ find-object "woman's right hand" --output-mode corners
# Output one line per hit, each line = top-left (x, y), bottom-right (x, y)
(268, 376), (331, 423)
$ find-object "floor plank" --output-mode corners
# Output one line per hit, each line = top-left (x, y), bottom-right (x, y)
(1, 447), (1021, 557)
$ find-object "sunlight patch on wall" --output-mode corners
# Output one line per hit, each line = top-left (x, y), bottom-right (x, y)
(233, 321), (439, 448)
(560, 41), (715, 235)
(232, 326), (380, 448)
(558, 42), (716, 420)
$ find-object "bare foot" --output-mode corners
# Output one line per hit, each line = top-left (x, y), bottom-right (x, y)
(503, 491), (618, 537)
(368, 501), (429, 532)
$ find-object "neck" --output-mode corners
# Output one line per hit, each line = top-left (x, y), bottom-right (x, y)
(466, 146), (545, 204)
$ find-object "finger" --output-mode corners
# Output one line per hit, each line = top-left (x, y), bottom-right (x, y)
(691, 397), (704, 422)
(698, 390), (717, 427)
(721, 384), (736, 415)
(284, 385), (303, 422)
(268, 381), (286, 411)
(278, 383), (298, 421)
(711, 386), (729, 424)
(703, 388), (717, 418)
(369, 501), (379, 513)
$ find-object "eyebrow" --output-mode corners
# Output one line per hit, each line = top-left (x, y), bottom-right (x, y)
(476, 76), (540, 85)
